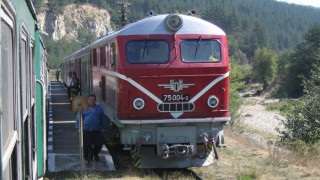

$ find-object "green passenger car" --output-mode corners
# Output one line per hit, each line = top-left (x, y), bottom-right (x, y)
(0, 0), (48, 179)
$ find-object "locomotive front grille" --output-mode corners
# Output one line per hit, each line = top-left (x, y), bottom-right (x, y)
(157, 103), (195, 112)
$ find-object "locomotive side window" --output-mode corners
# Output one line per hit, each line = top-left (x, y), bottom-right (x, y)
(105, 44), (109, 68)
(100, 46), (106, 67)
(92, 48), (97, 66)
(110, 43), (116, 67)
(181, 39), (221, 63)
(126, 40), (169, 63)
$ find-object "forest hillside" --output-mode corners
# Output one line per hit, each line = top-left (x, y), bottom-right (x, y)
(32, 0), (320, 51)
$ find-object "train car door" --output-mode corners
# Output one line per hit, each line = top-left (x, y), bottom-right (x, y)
(109, 42), (117, 111)
(91, 47), (102, 104)
(80, 55), (90, 97)
(100, 44), (107, 102)
(20, 25), (34, 179)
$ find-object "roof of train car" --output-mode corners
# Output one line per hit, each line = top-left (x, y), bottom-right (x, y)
(27, 0), (38, 21)
(62, 14), (226, 63)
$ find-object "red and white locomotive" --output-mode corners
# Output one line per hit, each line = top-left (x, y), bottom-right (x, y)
(61, 13), (230, 168)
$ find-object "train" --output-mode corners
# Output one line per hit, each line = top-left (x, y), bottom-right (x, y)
(61, 13), (230, 168)
(0, 0), (49, 179)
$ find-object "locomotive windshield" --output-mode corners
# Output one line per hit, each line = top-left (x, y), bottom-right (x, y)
(126, 40), (170, 63)
(181, 39), (221, 63)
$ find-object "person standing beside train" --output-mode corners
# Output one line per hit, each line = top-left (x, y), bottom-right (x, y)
(66, 72), (72, 100)
(56, 69), (60, 81)
(70, 72), (80, 98)
(75, 94), (107, 167)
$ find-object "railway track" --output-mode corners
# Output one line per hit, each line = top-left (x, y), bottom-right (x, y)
(107, 143), (205, 179)
(105, 135), (205, 179)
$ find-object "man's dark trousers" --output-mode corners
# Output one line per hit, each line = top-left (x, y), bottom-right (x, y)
(83, 131), (103, 161)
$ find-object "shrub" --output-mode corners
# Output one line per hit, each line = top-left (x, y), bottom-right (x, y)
(228, 57), (246, 127)
(279, 65), (320, 144)
(309, 141), (320, 157)
(288, 140), (308, 156)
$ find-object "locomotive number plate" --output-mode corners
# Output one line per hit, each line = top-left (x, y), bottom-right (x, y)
(162, 94), (190, 102)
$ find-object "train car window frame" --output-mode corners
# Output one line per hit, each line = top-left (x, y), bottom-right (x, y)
(30, 39), (35, 100)
(100, 45), (106, 67)
(21, 22), (34, 179)
(110, 43), (116, 67)
(1, 3), (19, 176)
(180, 39), (222, 63)
(126, 40), (170, 64)
(30, 39), (37, 169)
(105, 44), (109, 68)
(20, 23), (29, 117)
(86, 56), (90, 90)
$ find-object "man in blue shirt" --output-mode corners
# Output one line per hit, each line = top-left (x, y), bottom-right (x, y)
(76, 94), (107, 167)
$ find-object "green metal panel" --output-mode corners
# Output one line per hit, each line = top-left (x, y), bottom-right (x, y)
(36, 82), (44, 177)
(35, 28), (45, 177)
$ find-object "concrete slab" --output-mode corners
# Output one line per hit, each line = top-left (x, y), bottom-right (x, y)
(48, 153), (115, 172)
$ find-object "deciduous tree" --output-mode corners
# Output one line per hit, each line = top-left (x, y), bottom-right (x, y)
(252, 47), (276, 89)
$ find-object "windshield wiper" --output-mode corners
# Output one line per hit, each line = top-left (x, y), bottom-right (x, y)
(142, 35), (149, 60)
(194, 35), (202, 58)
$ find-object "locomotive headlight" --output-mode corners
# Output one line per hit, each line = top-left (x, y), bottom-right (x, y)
(166, 14), (183, 32)
(207, 96), (219, 108)
(133, 98), (145, 110)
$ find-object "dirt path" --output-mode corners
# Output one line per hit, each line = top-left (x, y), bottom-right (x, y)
(241, 97), (285, 136)
(238, 97), (286, 149)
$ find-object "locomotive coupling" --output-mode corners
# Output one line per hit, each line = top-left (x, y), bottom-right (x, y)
(161, 144), (195, 159)
(200, 132), (209, 145)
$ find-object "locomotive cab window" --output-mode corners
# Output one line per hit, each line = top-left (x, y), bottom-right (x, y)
(126, 40), (169, 64)
(181, 39), (221, 63)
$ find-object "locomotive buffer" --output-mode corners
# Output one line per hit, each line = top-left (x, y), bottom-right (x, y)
(47, 81), (115, 172)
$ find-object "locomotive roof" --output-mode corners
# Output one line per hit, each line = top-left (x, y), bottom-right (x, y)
(62, 14), (226, 63)
(118, 14), (225, 36)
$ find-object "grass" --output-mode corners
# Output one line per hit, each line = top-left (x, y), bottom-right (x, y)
(44, 169), (161, 180)
(264, 98), (303, 117)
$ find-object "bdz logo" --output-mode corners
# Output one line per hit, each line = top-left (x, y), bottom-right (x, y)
(158, 79), (195, 92)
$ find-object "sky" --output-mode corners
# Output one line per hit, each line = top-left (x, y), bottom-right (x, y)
(277, 0), (320, 8)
